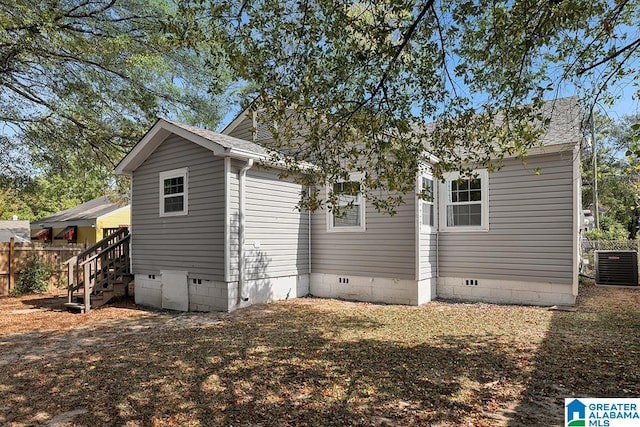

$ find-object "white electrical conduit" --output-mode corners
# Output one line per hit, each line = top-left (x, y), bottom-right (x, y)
(238, 158), (254, 303)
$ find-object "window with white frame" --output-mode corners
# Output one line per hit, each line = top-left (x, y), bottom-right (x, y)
(327, 179), (366, 232)
(159, 168), (188, 216)
(439, 169), (488, 231)
(420, 176), (435, 230)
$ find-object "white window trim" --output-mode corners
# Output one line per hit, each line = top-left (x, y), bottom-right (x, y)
(326, 172), (366, 233)
(439, 169), (489, 232)
(159, 167), (188, 217)
(419, 173), (437, 233)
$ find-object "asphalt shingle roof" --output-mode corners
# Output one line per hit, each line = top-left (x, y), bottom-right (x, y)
(164, 119), (269, 156)
(38, 196), (126, 223)
(0, 221), (30, 242)
(538, 96), (582, 146)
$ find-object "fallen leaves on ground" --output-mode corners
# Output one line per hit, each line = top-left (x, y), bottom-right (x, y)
(0, 280), (637, 426)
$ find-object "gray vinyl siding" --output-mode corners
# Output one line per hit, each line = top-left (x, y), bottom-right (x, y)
(438, 152), (575, 284)
(225, 112), (292, 148)
(419, 233), (437, 280)
(226, 113), (254, 142)
(131, 135), (225, 279)
(228, 160), (309, 281)
(312, 189), (416, 279)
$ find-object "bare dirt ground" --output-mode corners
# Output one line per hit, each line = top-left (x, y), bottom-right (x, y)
(0, 281), (637, 426)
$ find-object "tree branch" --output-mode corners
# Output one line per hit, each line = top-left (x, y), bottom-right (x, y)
(326, 0), (435, 133)
(577, 37), (640, 75)
(430, 3), (458, 97)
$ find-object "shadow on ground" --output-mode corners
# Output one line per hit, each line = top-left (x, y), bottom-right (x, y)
(0, 301), (527, 426)
(508, 282), (640, 425)
(1, 283), (638, 426)
(18, 294), (68, 310)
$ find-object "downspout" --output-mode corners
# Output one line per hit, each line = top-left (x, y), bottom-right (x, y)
(223, 156), (231, 283)
(128, 177), (133, 275)
(436, 185), (440, 279)
(238, 158), (254, 303)
(308, 187), (312, 279)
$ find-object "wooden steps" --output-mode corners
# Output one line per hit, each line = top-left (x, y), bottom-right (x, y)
(63, 302), (86, 312)
(64, 227), (132, 313)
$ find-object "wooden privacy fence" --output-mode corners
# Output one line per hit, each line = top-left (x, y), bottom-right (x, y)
(0, 239), (84, 295)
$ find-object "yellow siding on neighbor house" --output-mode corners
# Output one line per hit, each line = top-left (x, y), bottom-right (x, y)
(49, 226), (96, 247)
(96, 206), (131, 241)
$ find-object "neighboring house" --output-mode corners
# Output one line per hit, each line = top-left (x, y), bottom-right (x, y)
(116, 97), (582, 312)
(0, 220), (31, 243)
(31, 196), (130, 246)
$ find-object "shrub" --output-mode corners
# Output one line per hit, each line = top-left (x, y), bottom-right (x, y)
(584, 220), (629, 240)
(11, 255), (52, 296)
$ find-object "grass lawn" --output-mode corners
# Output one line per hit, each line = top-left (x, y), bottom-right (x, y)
(0, 280), (638, 426)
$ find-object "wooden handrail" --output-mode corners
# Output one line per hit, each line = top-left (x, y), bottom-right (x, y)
(77, 227), (128, 261)
(79, 234), (131, 267)
(66, 226), (131, 312)
(63, 255), (78, 266)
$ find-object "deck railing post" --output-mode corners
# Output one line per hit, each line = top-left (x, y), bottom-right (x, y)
(67, 259), (75, 303)
(84, 261), (91, 314)
(8, 237), (14, 292)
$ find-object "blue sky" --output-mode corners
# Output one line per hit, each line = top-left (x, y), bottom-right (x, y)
(217, 85), (640, 131)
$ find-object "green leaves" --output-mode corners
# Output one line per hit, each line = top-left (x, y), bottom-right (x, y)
(0, 0), (232, 173)
(173, 0), (616, 213)
(582, 113), (640, 238)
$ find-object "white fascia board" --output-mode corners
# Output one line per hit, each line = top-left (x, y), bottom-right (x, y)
(225, 147), (268, 161)
(221, 107), (251, 135)
(425, 152), (440, 164)
(116, 119), (228, 175)
(227, 148), (318, 172)
(115, 120), (167, 175)
(35, 219), (95, 229)
(420, 140), (577, 167)
(522, 141), (579, 157)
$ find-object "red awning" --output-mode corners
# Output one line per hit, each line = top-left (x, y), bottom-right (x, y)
(32, 228), (52, 241)
(55, 226), (77, 241)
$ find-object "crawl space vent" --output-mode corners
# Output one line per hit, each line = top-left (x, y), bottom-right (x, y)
(595, 250), (639, 286)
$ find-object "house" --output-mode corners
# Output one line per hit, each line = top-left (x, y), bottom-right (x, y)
(566, 399), (586, 423)
(31, 196), (130, 246)
(0, 220), (31, 243)
(115, 97), (581, 312)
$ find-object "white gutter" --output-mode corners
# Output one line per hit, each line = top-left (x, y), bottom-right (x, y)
(238, 158), (254, 303)
(224, 156), (231, 283)
(308, 187), (312, 277)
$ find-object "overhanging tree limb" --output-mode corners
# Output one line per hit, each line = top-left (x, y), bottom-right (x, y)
(577, 37), (640, 75)
(325, 0), (434, 134)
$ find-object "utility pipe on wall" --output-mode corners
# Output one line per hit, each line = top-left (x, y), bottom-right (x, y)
(238, 158), (254, 303)
(590, 111), (599, 229)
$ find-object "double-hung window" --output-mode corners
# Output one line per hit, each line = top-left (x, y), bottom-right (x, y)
(420, 175), (436, 230)
(439, 169), (488, 231)
(159, 168), (188, 216)
(328, 177), (366, 232)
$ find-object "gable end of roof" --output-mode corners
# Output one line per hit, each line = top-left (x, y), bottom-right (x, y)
(116, 119), (269, 176)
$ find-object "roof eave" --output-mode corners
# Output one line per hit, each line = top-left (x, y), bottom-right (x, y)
(221, 108), (250, 135)
(115, 119), (230, 175)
